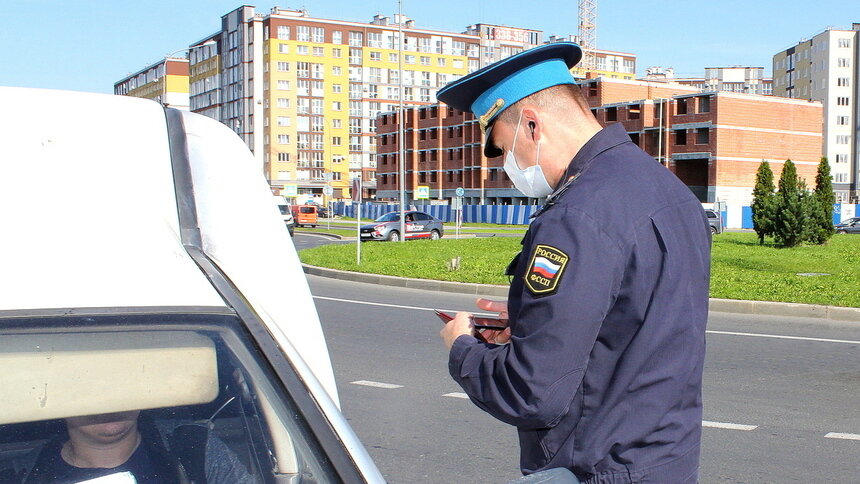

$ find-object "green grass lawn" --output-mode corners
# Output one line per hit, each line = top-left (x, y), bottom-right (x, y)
(299, 232), (860, 307)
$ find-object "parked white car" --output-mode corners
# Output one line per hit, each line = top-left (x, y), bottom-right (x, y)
(0, 88), (384, 483)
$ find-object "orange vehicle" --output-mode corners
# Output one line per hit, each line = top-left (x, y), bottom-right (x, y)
(291, 204), (318, 227)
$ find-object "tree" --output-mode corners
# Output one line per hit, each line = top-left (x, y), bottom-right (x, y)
(773, 160), (809, 248)
(807, 157), (836, 245)
(751, 161), (776, 244)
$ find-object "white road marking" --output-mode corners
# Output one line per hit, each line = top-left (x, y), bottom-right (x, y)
(313, 296), (860, 344)
(702, 420), (758, 431)
(350, 380), (403, 389)
(707, 330), (860, 346)
(312, 295), (495, 317)
(443, 392), (470, 399)
(825, 432), (860, 441)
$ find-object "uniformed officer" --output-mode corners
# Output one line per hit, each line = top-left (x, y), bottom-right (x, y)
(437, 42), (711, 483)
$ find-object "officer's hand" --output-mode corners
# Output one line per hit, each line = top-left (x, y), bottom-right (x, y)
(476, 298), (512, 344)
(440, 311), (473, 350)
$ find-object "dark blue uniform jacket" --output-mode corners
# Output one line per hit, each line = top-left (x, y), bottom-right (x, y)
(449, 123), (711, 483)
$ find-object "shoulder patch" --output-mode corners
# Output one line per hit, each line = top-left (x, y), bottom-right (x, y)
(524, 244), (569, 295)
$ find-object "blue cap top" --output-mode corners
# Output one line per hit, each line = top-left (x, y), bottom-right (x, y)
(436, 42), (582, 157)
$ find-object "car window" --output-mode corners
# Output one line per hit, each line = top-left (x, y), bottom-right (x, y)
(375, 213), (399, 222)
(415, 213), (430, 221)
(299, 207), (315, 214)
(705, 210), (717, 218)
(0, 314), (341, 484)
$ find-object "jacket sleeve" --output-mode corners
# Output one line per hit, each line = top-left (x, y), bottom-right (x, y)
(448, 207), (624, 429)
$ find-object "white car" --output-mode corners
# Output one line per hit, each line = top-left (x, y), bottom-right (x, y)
(0, 88), (384, 483)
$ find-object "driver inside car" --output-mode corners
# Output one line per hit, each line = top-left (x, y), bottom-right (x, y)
(11, 410), (257, 484)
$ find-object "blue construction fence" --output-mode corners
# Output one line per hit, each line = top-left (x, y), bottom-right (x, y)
(739, 203), (857, 229)
(332, 202), (541, 225)
(335, 202), (860, 228)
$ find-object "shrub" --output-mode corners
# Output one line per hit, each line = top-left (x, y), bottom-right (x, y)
(751, 161), (776, 245)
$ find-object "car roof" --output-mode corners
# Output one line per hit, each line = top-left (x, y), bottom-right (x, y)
(0, 87), (225, 311)
(0, 87), (340, 405)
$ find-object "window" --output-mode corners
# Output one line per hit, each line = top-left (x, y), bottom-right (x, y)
(311, 116), (324, 131)
(405, 55), (415, 65)
(349, 31), (363, 47)
(677, 99), (688, 115)
(838, 38), (851, 48)
(836, 135), (850, 144)
(453, 59), (463, 69)
(838, 77), (850, 87)
(312, 27), (324, 43)
(349, 48), (362, 64)
(312, 46), (324, 57)
(277, 61), (290, 72)
(297, 79), (309, 95)
(311, 99), (323, 115)
(297, 98), (309, 114)
(331, 118), (342, 129)
(297, 134), (309, 149)
(627, 105), (641, 120)
(277, 25), (290, 40)
(605, 107), (617, 122)
(311, 64), (324, 79)
(838, 58), (851, 68)
(297, 45), (309, 55)
(278, 44), (289, 54)
(420, 56), (430, 66)
(277, 80), (290, 90)
(452, 41), (465, 56)
(836, 154), (848, 163)
(277, 134), (290, 144)
(277, 152), (289, 161)
(332, 31), (342, 44)
(349, 118), (361, 134)
(837, 96), (850, 106)
(277, 116), (291, 127)
(296, 26), (310, 42)
(389, 53), (398, 63)
(312, 134), (324, 150)
(332, 136), (342, 146)
(367, 32), (382, 48)
(698, 96), (710, 113)
(349, 136), (362, 151)
(421, 71), (431, 86)
(675, 129), (687, 145)
(370, 51), (381, 62)
(332, 66), (342, 76)
(834, 173), (848, 182)
(332, 48), (342, 58)
(332, 84), (342, 93)
(696, 128), (709, 144)
(837, 116), (850, 125)
(368, 67), (382, 83)
(437, 57), (446, 67)
(297, 62), (310, 77)
(419, 88), (430, 102)
(277, 98), (290, 108)
(349, 101), (362, 116)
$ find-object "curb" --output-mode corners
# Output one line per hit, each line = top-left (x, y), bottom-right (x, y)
(302, 264), (860, 322)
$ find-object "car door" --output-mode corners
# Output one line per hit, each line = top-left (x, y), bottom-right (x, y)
(406, 213), (430, 239)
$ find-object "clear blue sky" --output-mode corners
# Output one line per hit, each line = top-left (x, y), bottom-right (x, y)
(2, 0), (858, 94)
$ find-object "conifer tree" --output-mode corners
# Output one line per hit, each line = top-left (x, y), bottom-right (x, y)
(773, 159), (808, 248)
(808, 157), (836, 245)
(751, 161), (776, 244)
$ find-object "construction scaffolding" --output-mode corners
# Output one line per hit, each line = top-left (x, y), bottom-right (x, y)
(578, 0), (597, 71)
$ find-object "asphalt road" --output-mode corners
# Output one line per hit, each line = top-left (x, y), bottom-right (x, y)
(294, 234), (860, 483)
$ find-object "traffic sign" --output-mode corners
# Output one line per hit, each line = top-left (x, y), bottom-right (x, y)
(323, 185), (333, 197)
(283, 184), (298, 197)
(351, 178), (362, 202)
(455, 187), (465, 197)
(416, 185), (430, 199)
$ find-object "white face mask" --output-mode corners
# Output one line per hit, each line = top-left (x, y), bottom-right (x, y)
(502, 111), (554, 198)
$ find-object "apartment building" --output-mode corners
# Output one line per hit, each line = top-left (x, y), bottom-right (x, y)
(640, 66), (773, 96)
(117, 5), (638, 202)
(377, 77), (822, 228)
(114, 58), (190, 110)
(773, 24), (860, 202)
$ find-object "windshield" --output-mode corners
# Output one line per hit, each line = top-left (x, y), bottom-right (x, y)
(375, 213), (400, 222)
(299, 207), (315, 214)
(0, 313), (340, 484)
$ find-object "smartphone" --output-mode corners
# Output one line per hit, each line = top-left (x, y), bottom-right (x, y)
(434, 310), (508, 331)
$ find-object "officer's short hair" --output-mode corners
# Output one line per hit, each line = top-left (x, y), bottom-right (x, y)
(496, 84), (591, 126)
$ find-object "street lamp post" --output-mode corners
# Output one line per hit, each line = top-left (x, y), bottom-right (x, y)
(397, 0), (406, 242)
